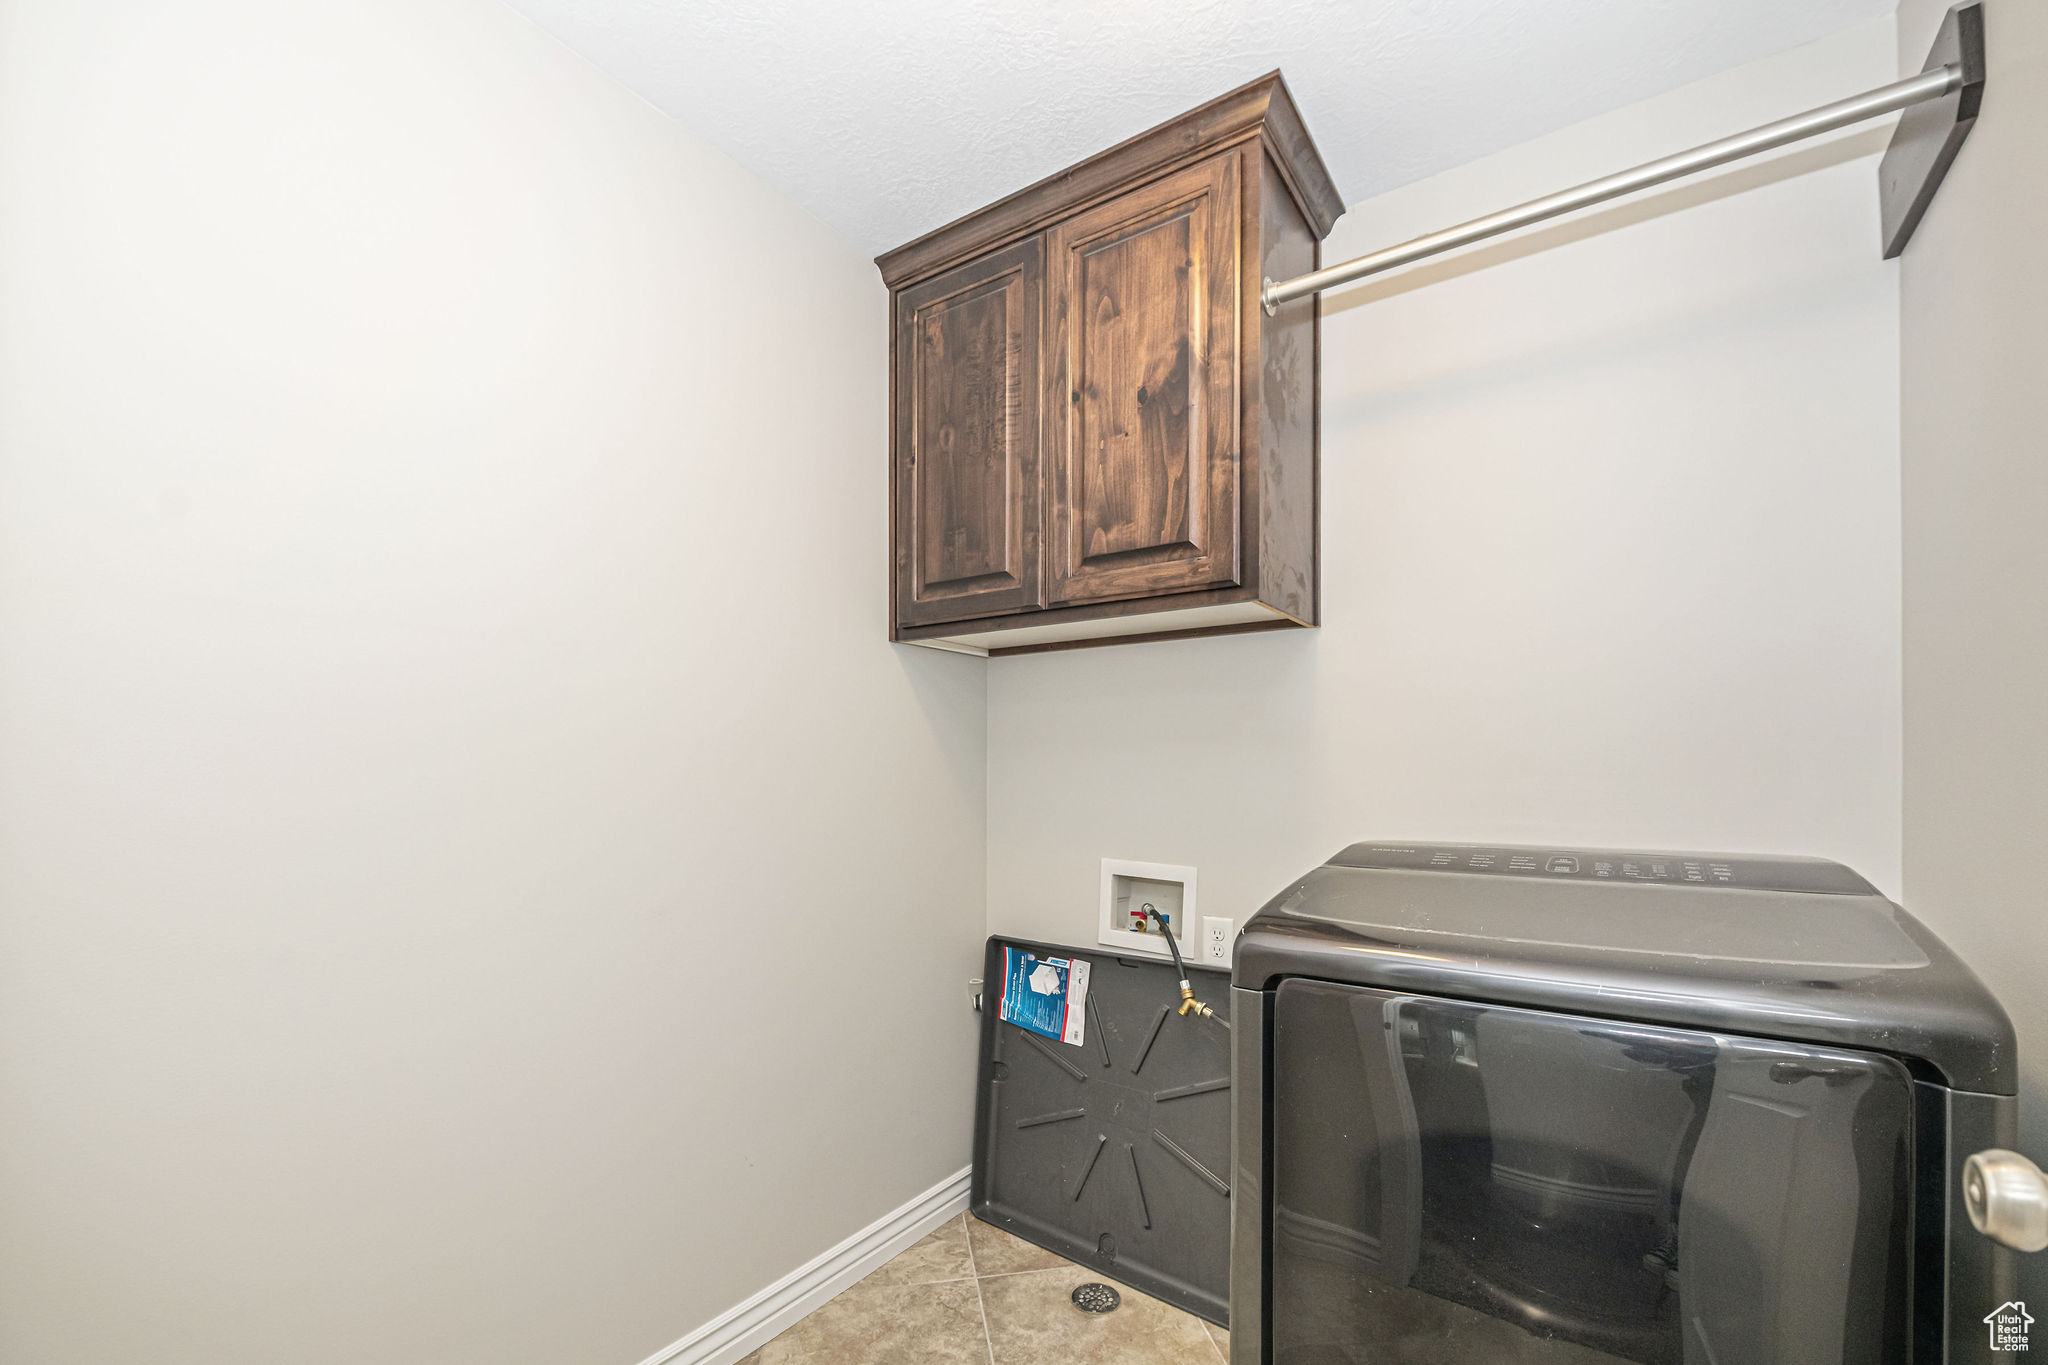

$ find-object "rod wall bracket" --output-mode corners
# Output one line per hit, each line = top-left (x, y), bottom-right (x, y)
(1879, 0), (1986, 259)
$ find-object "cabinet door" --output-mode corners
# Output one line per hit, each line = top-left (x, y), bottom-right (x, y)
(1047, 155), (1240, 605)
(894, 239), (1044, 628)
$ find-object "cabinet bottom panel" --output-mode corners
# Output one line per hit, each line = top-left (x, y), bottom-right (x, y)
(902, 598), (1302, 656)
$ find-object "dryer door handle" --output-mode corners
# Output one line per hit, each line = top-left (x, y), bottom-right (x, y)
(1965, 1149), (2048, 1251)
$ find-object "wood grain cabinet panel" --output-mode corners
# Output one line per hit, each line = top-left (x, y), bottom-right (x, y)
(1048, 156), (1240, 606)
(893, 240), (1043, 627)
(879, 72), (1341, 654)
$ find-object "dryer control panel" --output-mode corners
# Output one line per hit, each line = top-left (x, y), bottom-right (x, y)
(1331, 842), (1875, 895)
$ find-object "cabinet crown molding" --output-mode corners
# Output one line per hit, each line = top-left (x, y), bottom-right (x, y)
(875, 70), (1343, 291)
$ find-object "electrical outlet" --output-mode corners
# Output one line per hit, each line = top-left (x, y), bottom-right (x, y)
(1203, 916), (1233, 966)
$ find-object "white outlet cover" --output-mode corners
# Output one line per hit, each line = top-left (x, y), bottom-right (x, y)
(1098, 858), (1197, 961)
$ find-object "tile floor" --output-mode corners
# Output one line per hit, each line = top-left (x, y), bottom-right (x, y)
(739, 1212), (1229, 1364)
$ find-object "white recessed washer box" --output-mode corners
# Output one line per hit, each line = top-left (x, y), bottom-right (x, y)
(1098, 858), (1197, 961)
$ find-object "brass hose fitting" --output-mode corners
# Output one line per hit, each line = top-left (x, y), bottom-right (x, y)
(1146, 903), (1226, 1027)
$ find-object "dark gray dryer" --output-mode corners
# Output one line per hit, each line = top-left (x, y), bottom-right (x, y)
(1229, 842), (2023, 1365)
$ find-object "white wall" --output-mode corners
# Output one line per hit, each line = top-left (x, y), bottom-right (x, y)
(1895, 0), (2048, 1307)
(0, 3), (986, 1363)
(989, 20), (1905, 949)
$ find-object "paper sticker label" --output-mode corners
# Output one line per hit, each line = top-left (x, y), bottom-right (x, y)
(998, 947), (1091, 1047)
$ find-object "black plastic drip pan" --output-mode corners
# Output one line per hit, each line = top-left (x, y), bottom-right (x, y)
(972, 936), (1232, 1325)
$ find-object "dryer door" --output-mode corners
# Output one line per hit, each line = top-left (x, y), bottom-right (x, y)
(1269, 981), (1914, 1365)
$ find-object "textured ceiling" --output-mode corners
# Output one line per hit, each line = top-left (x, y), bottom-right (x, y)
(503, 0), (1894, 255)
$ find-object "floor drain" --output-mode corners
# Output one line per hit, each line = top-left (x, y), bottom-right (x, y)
(1071, 1282), (1121, 1314)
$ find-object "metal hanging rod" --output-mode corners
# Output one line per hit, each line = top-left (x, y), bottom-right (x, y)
(1262, 62), (1963, 315)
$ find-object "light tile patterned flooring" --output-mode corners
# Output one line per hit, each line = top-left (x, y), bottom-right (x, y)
(739, 1212), (1229, 1364)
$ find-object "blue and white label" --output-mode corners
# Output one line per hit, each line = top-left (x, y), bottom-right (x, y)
(998, 947), (1090, 1047)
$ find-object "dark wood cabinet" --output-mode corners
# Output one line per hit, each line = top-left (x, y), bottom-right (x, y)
(893, 239), (1043, 627)
(879, 73), (1340, 654)
(1048, 155), (1240, 608)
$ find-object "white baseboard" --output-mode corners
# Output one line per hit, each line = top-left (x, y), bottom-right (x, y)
(635, 1166), (973, 1365)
